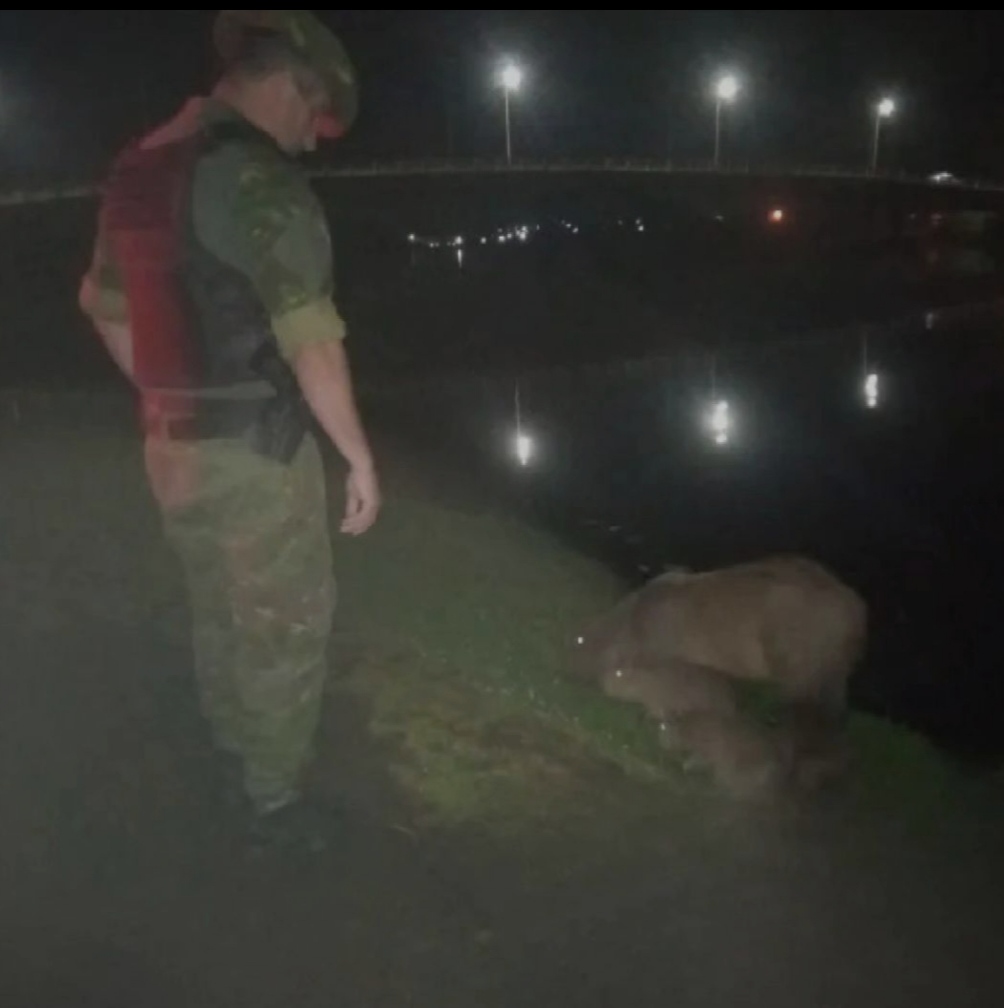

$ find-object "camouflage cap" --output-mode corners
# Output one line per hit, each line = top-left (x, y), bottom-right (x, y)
(213, 10), (358, 137)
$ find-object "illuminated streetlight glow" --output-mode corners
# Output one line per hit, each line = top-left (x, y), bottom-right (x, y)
(716, 74), (740, 104)
(769, 207), (786, 224)
(500, 63), (523, 93)
(713, 73), (741, 169)
(498, 60), (525, 165)
(871, 97), (896, 173)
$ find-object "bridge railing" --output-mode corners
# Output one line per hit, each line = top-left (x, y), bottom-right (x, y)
(2, 160), (1004, 207)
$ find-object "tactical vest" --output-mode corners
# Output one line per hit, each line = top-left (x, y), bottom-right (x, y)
(101, 116), (308, 458)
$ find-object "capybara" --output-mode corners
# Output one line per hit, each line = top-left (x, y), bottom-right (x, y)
(574, 555), (867, 717)
(659, 712), (792, 802)
(600, 662), (739, 722)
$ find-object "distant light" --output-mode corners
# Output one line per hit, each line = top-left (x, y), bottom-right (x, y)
(481, 237), (488, 245)
(769, 208), (785, 224)
(877, 98), (895, 119)
(407, 234), (417, 244)
(500, 62), (523, 93)
(864, 373), (880, 409)
(716, 74), (740, 103)
(454, 236), (465, 247)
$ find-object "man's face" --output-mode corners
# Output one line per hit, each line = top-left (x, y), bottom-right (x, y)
(271, 68), (331, 155)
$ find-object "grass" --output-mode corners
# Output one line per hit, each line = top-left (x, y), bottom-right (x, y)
(327, 488), (962, 838)
(329, 494), (695, 836)
(6, 401), (961, 845)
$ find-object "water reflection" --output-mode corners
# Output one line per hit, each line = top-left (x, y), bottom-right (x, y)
(381, 305), (1004, 759)
(707, 400), (734, 446)
(514, 432), (535, 467)
(864, 372), (881, 409)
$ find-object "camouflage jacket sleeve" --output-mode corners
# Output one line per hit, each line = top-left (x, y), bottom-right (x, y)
(191, 142), (346, 363)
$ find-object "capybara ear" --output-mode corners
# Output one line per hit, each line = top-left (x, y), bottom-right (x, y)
(569, 595), (639, 682)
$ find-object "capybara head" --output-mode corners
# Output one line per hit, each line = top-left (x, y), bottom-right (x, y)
(567, 598), (636, 684)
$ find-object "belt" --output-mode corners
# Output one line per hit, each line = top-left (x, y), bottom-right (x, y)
(145, 397), (270, 443)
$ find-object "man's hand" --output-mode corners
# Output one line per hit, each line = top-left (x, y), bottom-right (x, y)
(78, 274), (136, 382)
(342, 463), (381, 536)
(292, 336), (380, 534)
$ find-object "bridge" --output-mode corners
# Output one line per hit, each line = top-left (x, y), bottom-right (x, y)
(2, 158), (1003, 209)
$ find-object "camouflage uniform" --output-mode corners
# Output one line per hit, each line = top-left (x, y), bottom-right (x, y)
(161, 432), (335, 810)
(83, 14), (358, 815)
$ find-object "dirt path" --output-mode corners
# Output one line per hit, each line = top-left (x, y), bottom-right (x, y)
(2, 410), (1002, 1007)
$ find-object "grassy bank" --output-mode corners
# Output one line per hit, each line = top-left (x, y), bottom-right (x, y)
(2, 403), (963, 845)
(328, 486), (959, 840)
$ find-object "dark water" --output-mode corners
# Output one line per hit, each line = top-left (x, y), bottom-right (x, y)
(1, 190), (1002, 763)
(373, 305), (1004, 765)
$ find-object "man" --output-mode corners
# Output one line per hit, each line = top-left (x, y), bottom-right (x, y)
(78, 10), (380, 848)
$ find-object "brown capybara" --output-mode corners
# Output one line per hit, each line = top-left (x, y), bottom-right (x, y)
(658, 712), (792, 802)
(600, 662), (739, 722)
(574, 555), (867, 717)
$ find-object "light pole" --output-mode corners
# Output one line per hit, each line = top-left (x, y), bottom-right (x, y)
(713, 74), (740, 170)
(872, 97), (895, 174)
(499, 61), (524, 165)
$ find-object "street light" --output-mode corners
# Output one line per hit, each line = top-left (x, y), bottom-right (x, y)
(713, 74), (741, 170)
(872, 97), (895, 174)
(498, 61), (524, 165)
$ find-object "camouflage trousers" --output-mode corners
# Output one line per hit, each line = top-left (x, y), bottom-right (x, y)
(159, 433), (335, 813)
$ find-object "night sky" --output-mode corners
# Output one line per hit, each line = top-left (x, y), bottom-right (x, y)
(1, 10), (1004, 185)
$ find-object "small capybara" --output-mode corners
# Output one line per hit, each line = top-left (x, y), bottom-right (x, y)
(574, 555), (867, 717)
(658, 712), (792, 801)
(600, 662), (739, 722)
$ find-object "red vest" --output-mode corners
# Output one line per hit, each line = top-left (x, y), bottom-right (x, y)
(99, 117), (299, 441)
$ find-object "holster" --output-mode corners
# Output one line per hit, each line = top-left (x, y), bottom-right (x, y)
(244, 341), (311, 465)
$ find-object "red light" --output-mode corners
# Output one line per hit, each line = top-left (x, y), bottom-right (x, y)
(769, 208), (785, 224)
